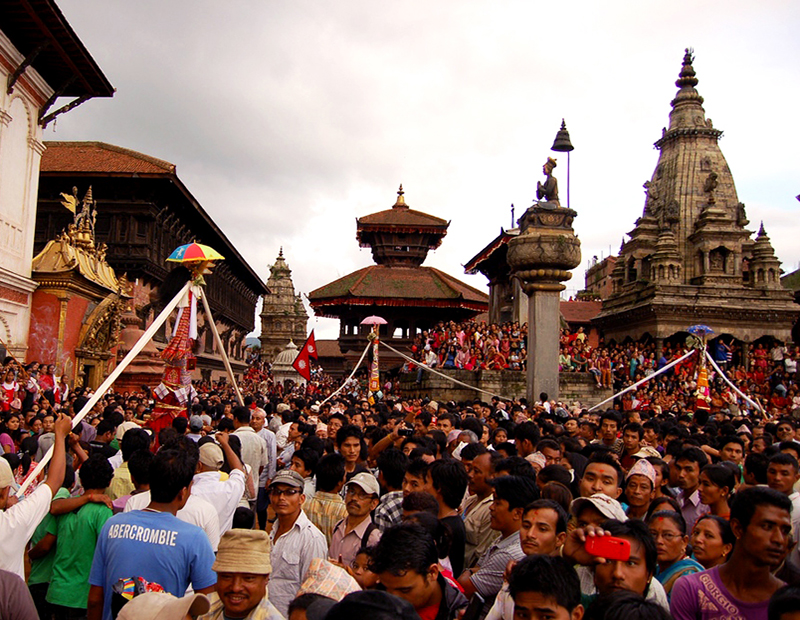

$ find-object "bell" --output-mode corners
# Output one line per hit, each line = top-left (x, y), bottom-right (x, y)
(551, 119), (574, 152)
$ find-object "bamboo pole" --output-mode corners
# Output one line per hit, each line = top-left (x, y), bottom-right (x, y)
(199, 290), (244, 406)
(16, 280), (192, 497)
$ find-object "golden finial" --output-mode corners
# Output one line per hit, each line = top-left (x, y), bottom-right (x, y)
(393, 184), (406, 208)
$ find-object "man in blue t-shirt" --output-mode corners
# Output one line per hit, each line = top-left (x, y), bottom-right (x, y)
(87, 445), (216, 620)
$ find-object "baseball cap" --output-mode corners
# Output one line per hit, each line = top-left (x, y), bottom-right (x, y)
(345, 472), (380, 497)
(632, 446), (661, 459)
(0, 458), (14, 488)
(117, 592), (209, 620)
(189, 415), (203, 432)
(570, 493), (628, 522)
(269, 469), (305, 489)
(198, 443), (224, 470)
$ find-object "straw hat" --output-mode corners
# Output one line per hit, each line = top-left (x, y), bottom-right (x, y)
(212, 530), (272, 575)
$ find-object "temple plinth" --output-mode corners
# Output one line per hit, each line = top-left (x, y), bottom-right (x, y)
(507, 205), (581, 402)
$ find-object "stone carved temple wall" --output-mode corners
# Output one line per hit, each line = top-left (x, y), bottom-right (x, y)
(595, 50), (798, 346)
(259, 249), (308, 363)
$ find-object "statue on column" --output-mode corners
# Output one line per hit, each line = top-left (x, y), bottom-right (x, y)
(536, 157), (560, 208)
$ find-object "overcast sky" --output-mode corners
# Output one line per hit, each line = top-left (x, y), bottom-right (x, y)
(48, 1), (800, 340)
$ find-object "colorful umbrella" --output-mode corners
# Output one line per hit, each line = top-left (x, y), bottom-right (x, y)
(167, 242), (224, 263)
(687, 324), (715, 337)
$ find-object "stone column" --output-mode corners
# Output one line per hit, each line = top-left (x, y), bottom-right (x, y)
(507, 206), (581, 403)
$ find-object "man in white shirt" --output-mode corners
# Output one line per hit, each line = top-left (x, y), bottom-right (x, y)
(0, 413), (71, 579)
(268, 469), (327, 617)
(191, 434), (246, 535)
(232, 406), (267, 501)
(250, 407), (277, 530)
(274, 406), (294, 450)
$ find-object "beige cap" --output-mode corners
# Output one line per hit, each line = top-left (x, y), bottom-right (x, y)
(426, 400), (439, 412)
(213, 529), (272, 574)
(570, 493), (628, 522)
(117, 592), (209, 620)
(0, 458), (13, 488)
(345, 472), (380, 497)
(199, 442), (224, 470)
(276, 403), (291, 413)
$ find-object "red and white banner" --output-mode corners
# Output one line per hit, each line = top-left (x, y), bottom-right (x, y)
(292, 330), (318, 382)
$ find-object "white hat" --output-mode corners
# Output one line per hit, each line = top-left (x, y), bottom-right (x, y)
(345, 472), (380, 497)
(570, 493), (628, 522)
(118, 593), (209, 620)
(0, 458), (14, 488)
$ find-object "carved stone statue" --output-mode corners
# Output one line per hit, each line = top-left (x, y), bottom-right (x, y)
(736, 202), (749, 227)
(536, 157), (560, 208)
(703, 172), (718, 205)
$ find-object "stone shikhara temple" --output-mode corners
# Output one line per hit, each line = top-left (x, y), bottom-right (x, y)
(594, 49), (798, 349)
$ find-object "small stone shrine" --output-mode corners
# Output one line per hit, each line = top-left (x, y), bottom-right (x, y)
(259, 249), (308, 363)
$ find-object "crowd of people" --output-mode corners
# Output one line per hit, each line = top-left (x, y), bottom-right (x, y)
(2, 331), (800, 620)
(406, 319), (800, 419)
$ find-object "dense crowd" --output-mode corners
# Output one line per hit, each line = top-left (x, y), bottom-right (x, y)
(4, 344), (800, 620)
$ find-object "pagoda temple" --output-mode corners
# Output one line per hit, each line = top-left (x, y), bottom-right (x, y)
(594, 50), (798, 349)
(308, 185), (488, 365)
(259, 249), (308, 363)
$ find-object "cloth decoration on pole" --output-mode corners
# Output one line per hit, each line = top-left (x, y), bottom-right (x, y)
(687, 324), (714, 412)
(292, 330), (318, 382)
(149, 245), (222, 441)
(360, 316), (386, 404)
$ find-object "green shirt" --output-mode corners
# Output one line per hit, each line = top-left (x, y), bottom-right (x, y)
(46, 501), (112, 609)
(28, 487), (70, 585)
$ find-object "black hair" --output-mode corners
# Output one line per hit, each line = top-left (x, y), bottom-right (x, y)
(336, 424), (363, 445)
(315, 453), (346, 492)
(171, 416), (188, 435)
(540, 481), (573, 515)
(600, 411), (621, 428)
(648, 509), (687, 536)
(644, 496), (681, 522)
(495, 456), (535, 479)
(676, 447), (709, 468)
(494, 441), (518, 457)
(460, 442), (489, 462)
(508, 555), (581, 612)
(524, 498), (568, 533)
(779, 441), (800, 459)
(401, 491), (439, 516)
(288, 593), (331, 615)
(730, 486), (792, 530)
(292, 448), (320, 476)
(128, 449), (154, 486)
(405, 458), (430, 481)
(514, 421), (541, 446)
(768, 585), (800, 620)
(427, 459), (468, 510)
(300, 434), (325, 457)
(623, 422), (644, 440)
(491, 475), (539, 510)
(460, 416), (483, 438)
(121, 428), (150, 461)
(233, 406), (251, 424)
(415, 411), (432, 427)
(700, 462), (737, 494)
(150, 448), (196, 503)
(694, 514), (735, 548)
(161, 435), (200, 472)
(744, 452), (769, 484)
(769, 452), (800, 472)
(95, 419), (115, 437)
(80, 454), (115, 490)
(369, 522), (439, 576)
(590, 591), (672, 620)
(232, 506), (256, 530)
(538, 464), (572, 488)
(403, 510), (452, 560)
(536, 438), (561, 453)
(158, 427), (179, 447)
(376, 448), (408, 490)
(217, 418), (235, 433)
(584, 451), (624, 488)
(602, 518), (657, 575)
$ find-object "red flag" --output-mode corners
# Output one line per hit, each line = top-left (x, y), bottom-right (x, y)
(293, 331), (317, 381)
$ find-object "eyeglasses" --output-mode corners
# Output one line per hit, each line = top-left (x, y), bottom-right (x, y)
(345, 488), (375, 501)
(649, 530), (682, 542)
(269, 488), (301, 497)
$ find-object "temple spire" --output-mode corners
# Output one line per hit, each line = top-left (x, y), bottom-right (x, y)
(675, 48), (699, 89)
(393, 184), (407, 209)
